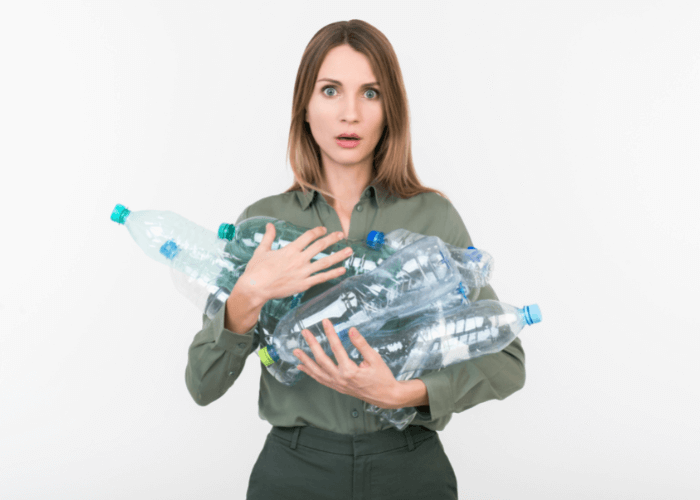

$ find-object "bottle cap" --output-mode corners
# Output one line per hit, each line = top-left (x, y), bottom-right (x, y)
(523, 304), (542, 325)
(218, 223), (235, 240)
(366, 230), (384, 249)
(258, 345), (279, 366)
(159, 240), (181, 260)
(110, 203), (130, 224)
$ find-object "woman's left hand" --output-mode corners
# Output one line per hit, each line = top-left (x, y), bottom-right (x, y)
(293, 319), (402, 410)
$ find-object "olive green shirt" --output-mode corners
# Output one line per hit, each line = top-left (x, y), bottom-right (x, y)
(185, 183), (526, 433)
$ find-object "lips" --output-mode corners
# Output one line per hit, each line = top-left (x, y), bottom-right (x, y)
(337, 133), (360, 139)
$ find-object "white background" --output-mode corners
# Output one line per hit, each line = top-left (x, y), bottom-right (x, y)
(1, 1), (699, 499)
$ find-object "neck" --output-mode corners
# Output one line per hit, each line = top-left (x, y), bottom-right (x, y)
(319, 164), (374, 212)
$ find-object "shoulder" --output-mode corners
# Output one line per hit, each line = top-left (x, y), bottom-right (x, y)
(401, 192), (471, 249)
(391, 191), (462, 227)
(234, 191), (302, 224)
(247, 191), (301, 216)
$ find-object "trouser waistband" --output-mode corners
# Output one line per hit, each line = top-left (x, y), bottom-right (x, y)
(270, 425), (437, 455)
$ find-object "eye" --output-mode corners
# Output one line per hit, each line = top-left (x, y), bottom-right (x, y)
(321, 85), (381, 100)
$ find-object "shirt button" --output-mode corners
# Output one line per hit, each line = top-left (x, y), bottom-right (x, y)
(238, 343), (246, 349)
(352, 409), (359, 418)
(356, 205), (363, 212)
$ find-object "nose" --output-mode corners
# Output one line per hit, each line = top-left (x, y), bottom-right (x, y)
(339, 95), (360, 123)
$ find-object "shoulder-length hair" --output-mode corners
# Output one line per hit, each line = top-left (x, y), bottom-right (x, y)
(283, 19), (449, 203)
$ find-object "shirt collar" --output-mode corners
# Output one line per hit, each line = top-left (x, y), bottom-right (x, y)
(296, 183), (390, 211)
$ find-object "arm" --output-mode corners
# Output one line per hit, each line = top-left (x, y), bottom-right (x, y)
(184, 207), (266, 406)
(412, 200), (526, 421)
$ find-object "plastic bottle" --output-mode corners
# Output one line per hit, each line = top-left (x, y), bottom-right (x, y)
(368, 229), (494, 289)
(110, 204), (243, 290)
(362, 299), (541, 429)
(258, 236), (467, 383)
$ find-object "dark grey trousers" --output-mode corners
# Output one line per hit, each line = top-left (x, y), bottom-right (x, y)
(246, 425), (458, 500)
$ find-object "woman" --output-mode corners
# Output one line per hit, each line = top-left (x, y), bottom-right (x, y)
(186, 20), (526, 499)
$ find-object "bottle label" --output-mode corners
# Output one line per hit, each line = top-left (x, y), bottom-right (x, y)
(258, 347), (275, 367)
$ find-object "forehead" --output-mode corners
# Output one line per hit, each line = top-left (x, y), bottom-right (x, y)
(317, 45), (378, 82)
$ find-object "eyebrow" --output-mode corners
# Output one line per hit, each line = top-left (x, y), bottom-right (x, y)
(317, 78), (380, 87)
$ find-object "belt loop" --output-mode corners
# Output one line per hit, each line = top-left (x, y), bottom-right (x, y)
(404, 427), (415, 451)
(290, 427), (301, 450)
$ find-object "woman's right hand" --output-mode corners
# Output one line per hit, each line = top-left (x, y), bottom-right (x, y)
(241, 223), (353, 303)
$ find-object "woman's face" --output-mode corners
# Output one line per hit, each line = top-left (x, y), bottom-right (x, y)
(305, 44), (386, 174)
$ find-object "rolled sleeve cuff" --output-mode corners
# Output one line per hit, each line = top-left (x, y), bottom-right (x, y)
(416, 370), (454, 421)
(210, 302), (258, 352)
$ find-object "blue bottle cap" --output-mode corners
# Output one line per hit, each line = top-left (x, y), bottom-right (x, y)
(218, 223), (235, 240)
(366, 230), (384, 249)
(523, 304), (542, 325)
(159, 240), (181, 260)
(110, 203), (130, 224)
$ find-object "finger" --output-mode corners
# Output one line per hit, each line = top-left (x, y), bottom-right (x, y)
(300, 329), (339, 374)
(301, 230), (345, 261)
(304, 266), (348, 288)
(322, 319), (353, 367)
(293, 348), (324, 381)
(256, 222), (276, 251)
(348, 328), (381, 364)
(288, 226), (328, 253)
(307, 243), (353, 275)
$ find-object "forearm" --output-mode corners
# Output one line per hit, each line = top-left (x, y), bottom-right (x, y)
(224, 274), (267, 334)
(395, 379), (429, 408)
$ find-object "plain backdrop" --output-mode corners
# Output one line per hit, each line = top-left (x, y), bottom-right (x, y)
(1, 1), (698, 499)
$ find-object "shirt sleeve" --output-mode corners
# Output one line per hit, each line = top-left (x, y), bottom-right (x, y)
(184, 207), (261, 406)
(413, 199), (526, 422)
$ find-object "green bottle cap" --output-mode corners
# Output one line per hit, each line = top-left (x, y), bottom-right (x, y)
(111, 204), (131, 224)
(258, 346), (276, 367)
(218, 223), (235, 240)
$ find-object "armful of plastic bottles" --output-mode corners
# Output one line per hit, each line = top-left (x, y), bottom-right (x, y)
(109, 204), (504, 397)
(259, 234), (492, 382)
(361, 299), (541, 430)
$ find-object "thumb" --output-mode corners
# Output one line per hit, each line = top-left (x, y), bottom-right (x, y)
(261, 222), (276, 249)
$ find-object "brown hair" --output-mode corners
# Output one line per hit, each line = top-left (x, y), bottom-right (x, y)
(283, 19), (449, 203)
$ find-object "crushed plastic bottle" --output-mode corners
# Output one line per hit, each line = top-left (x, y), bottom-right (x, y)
(361, 299), (541, 429)
(259, 236), (467, 384)
(368, 229), (494, 289)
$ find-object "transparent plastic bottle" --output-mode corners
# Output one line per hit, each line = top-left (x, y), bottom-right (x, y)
(258, 236), (467, 384)
(362, 300), (541, 430)
(368, 229), (494, 290)
(110, 204), (243, 292)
